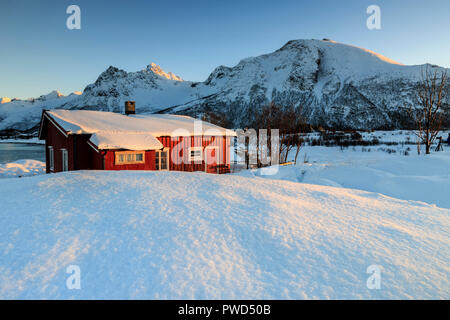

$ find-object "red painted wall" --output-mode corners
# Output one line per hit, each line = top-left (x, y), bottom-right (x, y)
(102, 135), (232, 173)
(72, 134), (103, 170)
(44, 115), (103, 173)
(104, 150), (156, 170)
(44, 118), (71, 173)
(158, 135), (231, 172)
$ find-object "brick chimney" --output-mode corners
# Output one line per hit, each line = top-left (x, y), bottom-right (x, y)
(124, 101), (135, 115)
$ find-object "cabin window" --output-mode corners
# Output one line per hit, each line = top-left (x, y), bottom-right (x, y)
(61, 149), (68, 172)
(189, 147), (203, 162)
(48, 146), (54, 171)
(155, 148), (169, 170)
(115, 151), (145, 165)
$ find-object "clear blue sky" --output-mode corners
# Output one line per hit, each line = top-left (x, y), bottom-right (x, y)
(1, 0), (449, 99)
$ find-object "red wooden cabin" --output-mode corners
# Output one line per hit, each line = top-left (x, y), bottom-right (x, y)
(38, 106), (235, 174)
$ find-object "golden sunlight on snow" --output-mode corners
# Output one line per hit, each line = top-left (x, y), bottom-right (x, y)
(149, 62), (183, 81)
(361, 48), (404, 65)
(328, 40), (404, 65)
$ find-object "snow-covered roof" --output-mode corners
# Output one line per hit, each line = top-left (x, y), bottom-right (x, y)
(89, 132), (163, 151)
(45, 110), (235, 150)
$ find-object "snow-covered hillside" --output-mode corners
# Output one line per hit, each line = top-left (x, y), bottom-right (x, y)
(1, 39), (448, 136)
(0, 170), (448, 299)
(173, 39), (448, 129)
(0, 91), (82, 135)
(0, 63), (194, 135)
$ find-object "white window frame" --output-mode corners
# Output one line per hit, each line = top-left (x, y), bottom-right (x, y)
(155, 148), (169, 171)
(115, 151), (145, 165)
(188, 147), (203, 163)
(61, 149), (68, 172)
(48, 146), (54, 171)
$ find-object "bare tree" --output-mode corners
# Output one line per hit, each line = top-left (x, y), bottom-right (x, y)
(292, 134), (304, 164)
(201, 110), (231, 129)
(253, 103), (305, 165)
(408, 66), (447, 154)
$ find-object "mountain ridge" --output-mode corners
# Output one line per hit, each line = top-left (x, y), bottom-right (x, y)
(1, 39), (448, 136)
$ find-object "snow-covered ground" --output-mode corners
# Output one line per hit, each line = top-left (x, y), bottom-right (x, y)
(0, 130), (448, 299)
(360, 130), (417, 143)
(239, 145), (450, 209)
(0, 160), (45, 178)
(0, 169), (448, 299)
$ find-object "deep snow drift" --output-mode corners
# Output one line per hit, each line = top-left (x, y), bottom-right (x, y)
(240, 144), (450, 209)
(0, 159), (45, 178)
(0, 171), (448, 299)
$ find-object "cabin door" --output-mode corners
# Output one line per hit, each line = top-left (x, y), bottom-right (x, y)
(205, 146), (219, 173)
(155, 148), (169, 171)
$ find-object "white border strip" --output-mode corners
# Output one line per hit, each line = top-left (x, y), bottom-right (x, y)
(44, 113), (69, 138)
(86, 140), (100, 153)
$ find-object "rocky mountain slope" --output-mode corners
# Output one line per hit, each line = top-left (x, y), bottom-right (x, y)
(1, 39), (448, 136)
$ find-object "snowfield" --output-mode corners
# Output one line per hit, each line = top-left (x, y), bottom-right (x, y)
(241, 145), (450, 209)
(0, 159), (45, 178)
(0, 170), (448, 299)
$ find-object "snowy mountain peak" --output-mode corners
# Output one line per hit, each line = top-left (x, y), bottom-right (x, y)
(35, 90), (65, 101)
(0, 97), (11, 104)
(145, 63), (183, 81)
(279, 39), (403, 66)
(48, 90), (63, 98)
